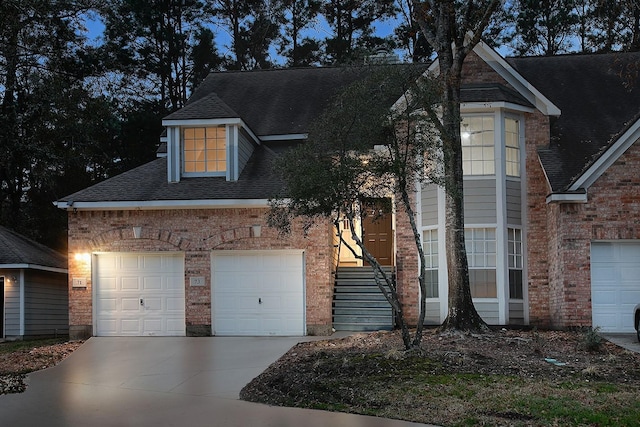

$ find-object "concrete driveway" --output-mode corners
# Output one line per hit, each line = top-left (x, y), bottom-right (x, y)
(602, 333), (640, 353)
(0, 336), (433, 427)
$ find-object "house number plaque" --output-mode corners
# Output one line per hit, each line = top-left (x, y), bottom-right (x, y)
(72, 277), (87, 288)
(190, 276), (205, 287)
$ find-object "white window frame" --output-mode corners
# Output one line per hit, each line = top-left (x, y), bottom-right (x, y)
(181, 125), (228, 177)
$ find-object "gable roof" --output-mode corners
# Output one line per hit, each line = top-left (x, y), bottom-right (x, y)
(0, 226), (67, 271)
(56, 145), (287, 208)
(508, 51), (640, 192)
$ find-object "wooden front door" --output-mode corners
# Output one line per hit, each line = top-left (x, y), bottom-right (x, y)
(361, 199), (394, 266)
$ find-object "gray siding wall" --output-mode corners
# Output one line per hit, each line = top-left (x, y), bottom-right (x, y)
(238, 128), (255, 174)
(509, 301), (525, 325)
(2, 269), (20, 337)
(475, 301), (499, 325)
(464, 179), (497, 224)
(421, 184), (438, 226)
(24, 270), (69, 337)
(506, 180), (522, 225)
(422, 300), (441, 325)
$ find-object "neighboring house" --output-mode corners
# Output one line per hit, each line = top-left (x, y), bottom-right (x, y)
(56, 42), (640, 339)
(0, 226), (69, 339)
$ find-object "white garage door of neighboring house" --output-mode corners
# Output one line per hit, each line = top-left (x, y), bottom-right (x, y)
(95, 253), (185, 336)
(591, 242), (640, 333)
(212, 250), (305, 336)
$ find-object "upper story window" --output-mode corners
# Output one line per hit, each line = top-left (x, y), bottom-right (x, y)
(461, 116), (495, 175)
(183, 126), (226, 174)
(505, 118), (520, 177)
(461, 114), (522, 178)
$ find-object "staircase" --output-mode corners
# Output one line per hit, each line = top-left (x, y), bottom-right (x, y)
(332, 266), (395, 332)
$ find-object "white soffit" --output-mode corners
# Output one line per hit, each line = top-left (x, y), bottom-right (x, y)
(259, 134), (308, 141)
(54, 199), (272, 211)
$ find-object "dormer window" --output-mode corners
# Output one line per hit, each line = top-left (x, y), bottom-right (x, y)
(163, 120), (256, 183)
(183, 126), (226, 174)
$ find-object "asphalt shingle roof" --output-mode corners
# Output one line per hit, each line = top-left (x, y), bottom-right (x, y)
(62, 52), (640, 203)
(165, 67), (375, 136)
(59, 145), (286, 203)
(508, 51), (640, 191)
(0, 226), (67, 269)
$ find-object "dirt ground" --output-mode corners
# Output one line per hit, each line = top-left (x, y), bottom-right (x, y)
(240, 328), (640, 426)
(0, 341), (83, 394)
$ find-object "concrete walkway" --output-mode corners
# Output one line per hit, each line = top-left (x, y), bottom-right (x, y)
(0, 336), (434, 427)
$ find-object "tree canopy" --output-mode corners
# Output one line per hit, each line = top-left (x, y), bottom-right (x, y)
(1, 0), (638, 251)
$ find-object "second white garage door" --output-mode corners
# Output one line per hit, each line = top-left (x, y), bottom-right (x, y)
(212, 250), (305, 336)
(95, 253), (185, 336)
(591, 242), (640, 333)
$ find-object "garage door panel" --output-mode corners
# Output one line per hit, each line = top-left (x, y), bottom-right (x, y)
(121, 277), (141, 290)
(212, 251), (305, 336)
(121, 319), (141, 333)
(591, 242), (640, 333)
(142, 276), (162, 290)
(621, 266), (640, 280)
(121, 256), (141, 270)
(96, 253), (185, 336)
(142, 255), (162, 270)
(100, 277), (117, 291)
(144, 297), (162, 311)
(98, 319), (117, 334)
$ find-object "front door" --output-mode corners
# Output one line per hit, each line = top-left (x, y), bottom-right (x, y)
(361, 199), (394, 266)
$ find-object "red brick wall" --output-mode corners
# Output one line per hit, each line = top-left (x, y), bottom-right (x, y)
(67, 207), (334, 337)
(524, 112), (553, 327)
(546, 138), (640, 328)
(462, 51), (510, 86)
(395, 189), (420, 325)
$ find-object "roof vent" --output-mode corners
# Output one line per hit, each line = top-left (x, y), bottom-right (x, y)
(366, 48), (401, 65)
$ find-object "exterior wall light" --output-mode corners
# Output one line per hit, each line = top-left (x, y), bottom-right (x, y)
(133, 226), (142, 239)
(251, 224), (262, 238)
(74, 253), (91, 263)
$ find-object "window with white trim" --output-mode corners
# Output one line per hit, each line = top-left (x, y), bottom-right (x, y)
(183, 126), (226, 174)
(505, 118), (520, 177)
(461, 116), (495, 176)
(465, 228), (497, 298)
(508, 227), (523, 299)
(423, 229), (438, 298)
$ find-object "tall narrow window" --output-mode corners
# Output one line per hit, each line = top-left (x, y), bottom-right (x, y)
(461, 116), (495, 176)
(505, 118), (520, 177)
(508, 228), (523, 299)
(423, 229), (439, 298)
(183, 126), (226, 174)
(465, 228), (497, 298)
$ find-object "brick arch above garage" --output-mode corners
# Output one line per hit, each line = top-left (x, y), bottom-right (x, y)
(85, 226), (193, 251)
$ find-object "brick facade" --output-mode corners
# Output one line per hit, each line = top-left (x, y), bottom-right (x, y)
(67, 208), (334, 339)
(545, 138), (640, 328)
(524, 112), (553, 327)
(395, 190), (420, 325)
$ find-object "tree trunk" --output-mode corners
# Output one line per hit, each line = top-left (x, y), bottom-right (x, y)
(438, 45), (489, 333)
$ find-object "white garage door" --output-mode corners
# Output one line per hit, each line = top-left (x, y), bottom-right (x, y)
(212, 250), (305, 336)
(591, 242), (640, 333)
(95, 253), (185, 336)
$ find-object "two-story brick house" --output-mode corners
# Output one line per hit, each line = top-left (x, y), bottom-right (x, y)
(57, 42), (640, 340)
